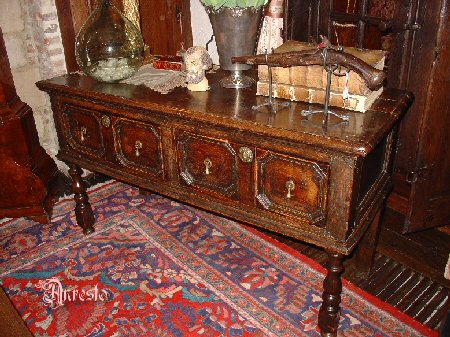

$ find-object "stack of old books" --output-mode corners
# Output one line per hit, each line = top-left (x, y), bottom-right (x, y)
(256, 41), (386, 112)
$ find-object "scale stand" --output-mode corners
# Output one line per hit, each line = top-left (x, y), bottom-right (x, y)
(252, 52), (290, 113)
(301, 49), (350, 127)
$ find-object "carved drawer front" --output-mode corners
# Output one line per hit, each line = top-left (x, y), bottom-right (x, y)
(62, 106), (106, 158)
(256, 152), (329, 226)
(113, 119), (163, 178)
(177, 132), (239, 199)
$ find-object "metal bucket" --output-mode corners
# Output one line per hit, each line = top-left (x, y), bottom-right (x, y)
(207, 6), (263, 88)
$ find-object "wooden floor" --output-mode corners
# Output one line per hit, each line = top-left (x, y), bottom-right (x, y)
(1, 173), (449, 334)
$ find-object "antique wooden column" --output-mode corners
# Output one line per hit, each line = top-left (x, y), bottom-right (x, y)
(318, 251), (345, 336)
(0, 27), (58, 223)
(67, 163), (95, 234)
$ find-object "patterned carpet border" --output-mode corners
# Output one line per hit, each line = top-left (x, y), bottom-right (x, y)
(184, 203), (437, 336)
(244, 225), (437, 336)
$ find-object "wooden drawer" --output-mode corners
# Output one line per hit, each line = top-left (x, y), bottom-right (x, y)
(113, 119), (164, 179)
(176, 131), (239, 200)
(256, 151), (329, 226)
(61, 105), (107, 159)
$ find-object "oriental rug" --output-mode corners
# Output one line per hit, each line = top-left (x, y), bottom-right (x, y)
(0, 181), (436, 336)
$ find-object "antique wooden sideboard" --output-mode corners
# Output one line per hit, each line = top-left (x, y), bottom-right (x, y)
(37, 71), (412, 336)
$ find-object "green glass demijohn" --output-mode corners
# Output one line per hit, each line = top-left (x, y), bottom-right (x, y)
(75, 0), (145, 82)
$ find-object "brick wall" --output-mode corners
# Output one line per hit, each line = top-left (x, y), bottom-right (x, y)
(0, 0), (66, 171)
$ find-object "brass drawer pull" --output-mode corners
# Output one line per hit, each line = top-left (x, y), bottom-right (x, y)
(204, 158), (212, 175)
(101, 115), (111, 128)
(239, 146), (253, 163)
(135, 140), (143, 157)
(80, 126), (87, 142)
(286, 180), (295, 199)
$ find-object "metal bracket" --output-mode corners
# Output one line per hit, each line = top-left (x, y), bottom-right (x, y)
(406, 166), (429, 185)
(300, 48), (350, 128)
(252, 50), (290, 113)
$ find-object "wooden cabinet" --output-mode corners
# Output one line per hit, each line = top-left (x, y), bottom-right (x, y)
(0, 28), (58, 223)
(389, 0), (450, 232)
(284, 0), (450, 232)
(37, 71), (412, 253)
(37, 70), (412, 336)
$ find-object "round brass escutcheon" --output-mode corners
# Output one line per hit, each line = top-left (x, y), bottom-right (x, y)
(239, 146), (253, 163)
(101, 115), (111, 128)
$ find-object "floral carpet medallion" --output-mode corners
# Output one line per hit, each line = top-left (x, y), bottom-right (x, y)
(0, 181), (436, 336)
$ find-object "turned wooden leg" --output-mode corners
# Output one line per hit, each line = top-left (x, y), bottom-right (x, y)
(318, 251), (345, 337)
(67, 163), (95, 234)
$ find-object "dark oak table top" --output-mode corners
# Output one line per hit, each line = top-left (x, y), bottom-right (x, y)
(37, 71), (413, 157)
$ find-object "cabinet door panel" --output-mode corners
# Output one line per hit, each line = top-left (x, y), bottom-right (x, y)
(332, 22), (358, 47)
(284, 0), (397, 52)
(405, 0), (450, 231)
(333, 0), (360, 13)
(139, 0), (192, 55)
(367, 0), (396, 18)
